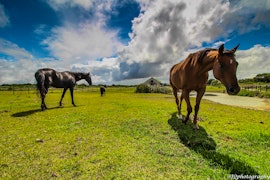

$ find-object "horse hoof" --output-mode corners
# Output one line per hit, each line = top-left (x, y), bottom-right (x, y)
(41, 105), (46, 111)
(182, 119), (187, 124)
(177, 114), (183, 120)
(193, 126), (200, 130)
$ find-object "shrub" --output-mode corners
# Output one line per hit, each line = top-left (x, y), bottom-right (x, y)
(238, 90), (260, 97)
(135, 85), (172, 94)
(135, 85), (151, 93)
(237, 89), (270, 98)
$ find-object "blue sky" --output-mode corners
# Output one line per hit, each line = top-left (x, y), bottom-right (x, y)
(0, 0), (270, 85)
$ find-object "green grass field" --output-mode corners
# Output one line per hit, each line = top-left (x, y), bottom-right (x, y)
(0, 87), (269, 179)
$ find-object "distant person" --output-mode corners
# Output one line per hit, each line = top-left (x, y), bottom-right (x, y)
(100, 86), (106, 96)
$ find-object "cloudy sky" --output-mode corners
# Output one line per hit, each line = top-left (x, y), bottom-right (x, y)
(0, 0), (270, 85)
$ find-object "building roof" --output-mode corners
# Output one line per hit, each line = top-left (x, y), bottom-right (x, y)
(142, 77), (162, 86)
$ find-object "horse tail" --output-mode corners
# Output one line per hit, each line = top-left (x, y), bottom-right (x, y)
(35, 71), (47, 96)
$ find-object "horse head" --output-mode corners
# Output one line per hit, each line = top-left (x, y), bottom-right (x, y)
(83, 72), (92, 85)
(213, 44), (240, 95)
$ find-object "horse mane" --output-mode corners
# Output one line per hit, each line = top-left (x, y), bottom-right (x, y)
(68, 72), (83, 81)
(182, 48), (216, 69)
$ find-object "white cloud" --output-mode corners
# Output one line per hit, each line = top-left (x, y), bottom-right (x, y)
(113, 0), (270, 82)
(42, 22), (123, 68)
(70, 57), (120, 84)
(0, 3), (9, 28)
(237, 45), (270, 79)
(0, 39), (33, 60)
(221, 0), (270, 34)
(236, 0), (270, 10)
(0, 0), (124, 85)
(0, 39), (53, 84)
(0, 59), (41, 84)
(46, 0), (94, 10)
(39, 0), (125, 84)
(116, 0), (231, 80)
(1, 0), (270, 85)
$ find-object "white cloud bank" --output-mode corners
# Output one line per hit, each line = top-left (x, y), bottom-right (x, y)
(114, 0), (231, 81)
(0, 39), (42, 84)
(237, 45), (270, 79)
(45, 0), (95, 10)
(0, 0), (270, 85)
(111, 0), (270, 82)
(42, 22), (123, 67)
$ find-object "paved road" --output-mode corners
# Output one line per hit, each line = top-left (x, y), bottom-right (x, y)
(199, 92), (270, 111)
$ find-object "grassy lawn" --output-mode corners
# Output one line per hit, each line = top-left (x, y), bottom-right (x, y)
(0, 87), (269, 179)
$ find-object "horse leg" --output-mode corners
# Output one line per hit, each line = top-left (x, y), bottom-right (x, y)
(59, 88), (68, 106)
(172, 87), (181, 118)
(179, 93), (184, 119)
(182, 90), (192, 124)
(39, 86), (48, 110)
(41, 92), (46, 111)
(70, 88), (76, 106)
(43, 86), (49, 109)
(193, 88), (206, 130)
(36, 75), (47, 110)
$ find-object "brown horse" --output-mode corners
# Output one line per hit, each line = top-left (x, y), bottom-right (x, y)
(170, 44), (240, 130)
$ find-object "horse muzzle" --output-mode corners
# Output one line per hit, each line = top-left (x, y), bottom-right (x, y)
(226, 85), (240, 95)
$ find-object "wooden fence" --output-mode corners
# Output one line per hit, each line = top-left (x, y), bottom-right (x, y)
(0, 85), (94, 94)
(241, 85), (270, 92)
(0, 85), (135, 94)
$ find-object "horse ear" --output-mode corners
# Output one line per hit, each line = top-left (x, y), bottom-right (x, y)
(231, 44), (240, 53)
(218, 44), (224, 55)
(87, 72), (90, 76)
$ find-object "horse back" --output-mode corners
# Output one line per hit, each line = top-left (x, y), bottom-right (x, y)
(170, 59), (208, 91)
(52, 71), (76, 88)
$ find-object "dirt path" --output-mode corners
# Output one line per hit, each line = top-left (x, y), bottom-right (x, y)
(200, 93), (270, 111)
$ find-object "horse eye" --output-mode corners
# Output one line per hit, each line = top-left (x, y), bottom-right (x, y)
(219, 63), (224, 69)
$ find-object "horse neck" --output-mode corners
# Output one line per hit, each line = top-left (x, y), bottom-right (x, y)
(200, 51), (218, 73)
(72, 72), (83, 82)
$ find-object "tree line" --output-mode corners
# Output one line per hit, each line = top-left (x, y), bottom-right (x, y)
(208, 73), (270, 85)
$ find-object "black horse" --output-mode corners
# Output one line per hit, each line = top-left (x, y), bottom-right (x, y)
(100, 86), (106, 96)
(35, 68), (92, 111)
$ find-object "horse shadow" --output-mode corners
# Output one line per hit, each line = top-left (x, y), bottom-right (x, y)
(12, 109), (41, 117)
(11, 106), (80, 117)
(168, 112), (259, 175)
(11, 107), (62, 117)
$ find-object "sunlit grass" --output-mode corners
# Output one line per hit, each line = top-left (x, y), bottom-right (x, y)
(0, 87), (269, 179)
